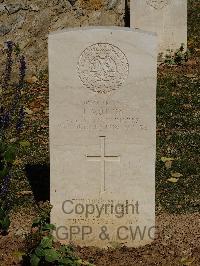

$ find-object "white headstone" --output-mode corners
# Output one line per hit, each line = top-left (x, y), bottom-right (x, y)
(49, 27), (157, 248)
(131, 0), (187, 56)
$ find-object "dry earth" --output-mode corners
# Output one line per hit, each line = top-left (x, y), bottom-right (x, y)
(0, 210), (200, 265)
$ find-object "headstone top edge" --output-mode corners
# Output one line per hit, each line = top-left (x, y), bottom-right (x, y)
(48, 26), (157, 38)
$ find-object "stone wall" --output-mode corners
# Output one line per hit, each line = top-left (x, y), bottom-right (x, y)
(0, 0), (126, 75)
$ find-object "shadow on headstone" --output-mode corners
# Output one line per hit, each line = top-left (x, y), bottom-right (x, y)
(25, 164), (50, 202)
(124, 0), (130, 27)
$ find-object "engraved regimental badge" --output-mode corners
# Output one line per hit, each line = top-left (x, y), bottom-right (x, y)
(77, 43), (129, 94)
(146, 0), (169, 9)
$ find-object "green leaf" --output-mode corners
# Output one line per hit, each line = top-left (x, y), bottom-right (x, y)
(0, 208), (5, 220)
(42, 223), (56, 231)
(19, 141), (31, 147)
(59, 245), (67, 254)
(77, 259), (83, 263)
(4, 146), (16, 162)
(1, 215), (10, 231)
(40, 236), (53, 249)
(35, 246), (45, 258)
(64, 244), (74, 253)
(0, 142), (6, 153)
(32, 217), (42, 227)
(44, 249), (60, 263)
(58, 257), (74, 265)
(0, 167), (9, 179)
(59, 244), (77, 260)
(12, 250), (26, 261)
(30, 254), (40, 266)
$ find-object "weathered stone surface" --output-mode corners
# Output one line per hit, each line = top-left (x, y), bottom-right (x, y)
(14, 15), (25, 29)
(29, 4), (39, 12)
(107, 0), (120, 10)
(130, 0), (187, 55)
(0, 4), (5, 13)
(0, 0), (125, 75)
(49, 27), (157, 248)
(0, 24), (11, 35)
(5, 4), (24, 14)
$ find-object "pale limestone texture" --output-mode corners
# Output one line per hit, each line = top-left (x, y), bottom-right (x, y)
(131, 0), (187, 55)
(0, 0), (125, 75)
(49, 27), (157, 248)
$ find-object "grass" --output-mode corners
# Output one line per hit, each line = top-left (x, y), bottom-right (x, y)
(156, 74), (199, 213)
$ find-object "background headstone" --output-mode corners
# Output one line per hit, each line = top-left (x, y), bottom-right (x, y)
(49, 27), (157, 247)
(130, 0), (187, 56)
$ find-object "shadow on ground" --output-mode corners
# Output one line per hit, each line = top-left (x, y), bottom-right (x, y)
(25, 164), (50, 202)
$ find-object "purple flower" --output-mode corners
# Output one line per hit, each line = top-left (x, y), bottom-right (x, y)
(0, 175), (10, 199)
(0, 111), (10, 130)
(18, 55), (26, 89)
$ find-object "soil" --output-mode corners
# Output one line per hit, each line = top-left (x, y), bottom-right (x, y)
(0, 210), (200, 266)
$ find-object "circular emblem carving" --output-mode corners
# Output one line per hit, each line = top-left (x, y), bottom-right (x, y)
(77, 43), (129, 93)
(146, 0), (169, 9)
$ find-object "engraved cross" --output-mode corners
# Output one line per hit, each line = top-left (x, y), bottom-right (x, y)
(86, 136), (120, 193)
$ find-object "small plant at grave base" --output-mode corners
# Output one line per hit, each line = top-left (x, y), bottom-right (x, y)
(163, 44), (190, 65)
(23, 215), (95, 266)
(0, 206), (10, 233)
